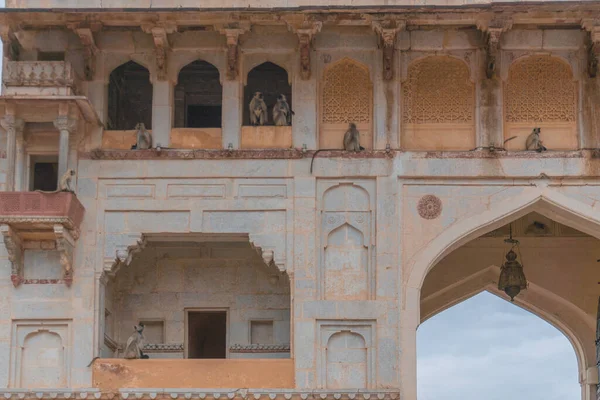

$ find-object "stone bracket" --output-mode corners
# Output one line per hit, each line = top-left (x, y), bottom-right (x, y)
(372, 20), (405, 81)
(287, 21), (322, 80)
(583, 20), (600, 78)
(68, 25), (100, 81)
(477, 18), (513, 79)
(0, 26), (20, 61)
(216, 23), (250, 81)
(54, 225), (75, 287)
(141, 23), (177, 81)
(0, 224), (23, 287)
(103, 234), (148, 278)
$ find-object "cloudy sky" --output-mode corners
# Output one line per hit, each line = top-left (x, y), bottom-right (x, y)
(417, 291), (580, 400)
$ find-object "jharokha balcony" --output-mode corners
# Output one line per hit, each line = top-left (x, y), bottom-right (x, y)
(0, 191), (85, 286)
(2, 60), (82, 96)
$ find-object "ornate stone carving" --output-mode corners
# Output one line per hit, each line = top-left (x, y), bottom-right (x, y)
(1, 115), (24, 192)
(104, 234), (148, 278)
(292, 22), (322, 80)
(0, 26), (19, 61)
(322, 59), (372, 124)
(54, 225), (75, 286)
(505, 55), (576, 123)
(3, 61), (79, 91)
(53, 116), (78, 133)
(217, 25), (249, 81)
(142, 24), (176, 81)
(417, 195), (442, 220)
(583, 20), (600, 78)
(0, 224), (23, 287)
(70, 27), (99, 81)
(229, 344), (291, 353)
(372, 21), (405, 81)
(477, 18), (512, 79)
(403, 57), (474, 124)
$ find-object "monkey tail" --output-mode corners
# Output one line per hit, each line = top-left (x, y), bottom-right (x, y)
(503, 136), (518, 144)
(310, 149), (344, 174)
(87, 356), (100, 367)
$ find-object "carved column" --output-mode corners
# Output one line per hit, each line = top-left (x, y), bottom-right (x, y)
(217, 25), (249, 149)
(477, 18), (512, 149)
(583, 20), (600, 78)
(1, 225), (23, 287)
(53, 115), (78, 186)
(0, 114), (24, 192)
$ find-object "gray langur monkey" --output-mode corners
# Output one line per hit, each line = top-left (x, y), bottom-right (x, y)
(249, 92), (268, 126)
(124, 323), (149, 359)
(525, 127), (547, 152)
(343, 122), (365, 152)
(35, 169), (75, 194)
(131, 123), (152, 150)
(272, 94), (294, 126)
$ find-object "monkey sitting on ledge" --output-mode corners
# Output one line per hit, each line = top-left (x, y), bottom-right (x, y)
(35, 169), (75, 194)
(343, 122), (365, 152)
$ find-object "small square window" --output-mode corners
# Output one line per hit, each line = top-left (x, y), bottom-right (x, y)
(250, 320), (273, 344)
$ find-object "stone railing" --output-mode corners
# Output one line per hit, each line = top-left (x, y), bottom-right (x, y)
(2, 61), (81, 95)
(0, 192), (85, 233)
(230, 344), (291, 353)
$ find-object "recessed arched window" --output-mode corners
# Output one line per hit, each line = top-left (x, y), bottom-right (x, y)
(504, 55), (577, 150)
(243, 62), (292, 126)
(175, 60), (222, 129)
(402, 56), (475, 151)
(107, 61), (152, 130)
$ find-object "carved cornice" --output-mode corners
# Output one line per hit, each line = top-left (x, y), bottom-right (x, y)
(229, 344), (290, 353)
(53, 116), (78, 134)
(0, 224), (23, 287)
(583, 19), (600, 78)
(287, 21), (322, 80)
(372, 20), (405, 81)
(477, 17), (513, 79)
(216, 23), (250, 81)
(104, 234), (148, 278)
(54, 224), (75, 287)
(0, 390), (400, 400)
(67, 25), (99, 81)
(141, 23), (177, 81)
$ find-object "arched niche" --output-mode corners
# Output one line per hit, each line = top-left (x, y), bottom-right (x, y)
(107, 61), (153, 131)
(320, 58), (373, 150)
(326, 331), (368, 389)
(171, 60), (223, 150)
(21, 331), (66, 388)
(504, 55), (578, 151)
(243, 62), (292, 126)
(324, 223), (369, 300)
(402, 56), (475, 151)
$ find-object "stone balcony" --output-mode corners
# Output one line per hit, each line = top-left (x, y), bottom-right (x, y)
(0, 192), (85, 286)
(92, 359), (295, 390)
(2, 60), (82, 96)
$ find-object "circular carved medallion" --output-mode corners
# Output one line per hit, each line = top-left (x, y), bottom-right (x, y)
(418, 195), (442, 220)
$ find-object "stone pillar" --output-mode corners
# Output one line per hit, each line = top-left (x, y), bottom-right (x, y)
(399, 285), (420, 400)
(96, 271), (108, 357)
(222, 79), (242, 149)
(53, 116), (77, 187)
(0, 115), (24, 192)
(14, 128), (24, 191)
(152, 80), (173, 148)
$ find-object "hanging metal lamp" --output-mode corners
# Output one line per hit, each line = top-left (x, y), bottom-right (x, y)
(497, 225), (528, 302)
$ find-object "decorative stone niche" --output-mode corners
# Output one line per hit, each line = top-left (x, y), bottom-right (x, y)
(10, 320), (71, 388)
(319, 58), (373, 150)
(401, 56), (475, 151)
(318, 181), (375, 300)
(503, 55), (578, 150)
(317, 320), (375, 390)
(241, 126), (292, 149)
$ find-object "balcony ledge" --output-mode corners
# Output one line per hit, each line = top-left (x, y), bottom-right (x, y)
(0, 191), (85, 287)
(0, 390), (400, 400)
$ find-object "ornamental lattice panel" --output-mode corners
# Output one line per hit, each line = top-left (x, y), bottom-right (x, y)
(321, 59), (372, 124)
(402, 56), (474, 124)
(505, 55), (576, 123)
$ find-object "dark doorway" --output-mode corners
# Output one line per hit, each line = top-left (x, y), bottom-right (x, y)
(187, 311), (227, 359)
(243, 62), (292, 126)
(175, 60), (223, 128)
(30, 155), (58, 191)
(186, 105), (222, 128)
(107, 61), (153, 130)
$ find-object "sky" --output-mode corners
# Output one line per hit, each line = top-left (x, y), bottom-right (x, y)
(417, 291), (580, 400)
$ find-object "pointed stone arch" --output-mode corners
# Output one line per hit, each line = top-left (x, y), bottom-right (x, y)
(401, 187), (600, 400)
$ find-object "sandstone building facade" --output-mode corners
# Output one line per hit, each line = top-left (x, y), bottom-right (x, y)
(0, 1), (599, 400)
